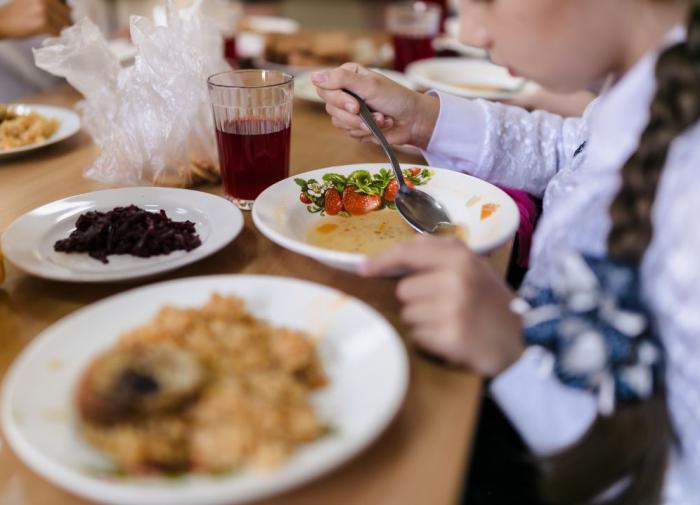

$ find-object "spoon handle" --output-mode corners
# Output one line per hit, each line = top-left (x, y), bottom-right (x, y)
(342, 89), (409, 190)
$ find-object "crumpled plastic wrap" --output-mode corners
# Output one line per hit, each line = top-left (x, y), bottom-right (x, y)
(34, 0), (231, 187)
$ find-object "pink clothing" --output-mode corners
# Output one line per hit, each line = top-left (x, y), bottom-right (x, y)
(496, 186), (539, 268)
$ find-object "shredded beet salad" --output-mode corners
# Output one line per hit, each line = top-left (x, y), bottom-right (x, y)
(54, 205), (202, 264)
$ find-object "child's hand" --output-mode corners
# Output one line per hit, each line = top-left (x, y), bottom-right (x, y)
(311, 63), (439, 150)
(0, 0), (71, 39)
(362, 235), (524, 377)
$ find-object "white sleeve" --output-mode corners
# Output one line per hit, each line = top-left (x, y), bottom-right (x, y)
(489, 346), (598, 455)
(647, 142), (700, 503)
(421, 91), (588, 198)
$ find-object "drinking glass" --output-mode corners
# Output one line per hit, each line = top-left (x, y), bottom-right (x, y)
(207, 70), (294, 210)
(386, 2), (441, 72)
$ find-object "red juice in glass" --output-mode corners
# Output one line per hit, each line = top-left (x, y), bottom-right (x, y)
(208, 70), (294, 210)
(215, 118), (291, 201)
(223, 36), (238, 68)
(392, 34), (435, 72)
(387, 3), (441, 72)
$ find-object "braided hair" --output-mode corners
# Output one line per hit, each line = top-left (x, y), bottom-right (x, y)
(539, 3), (700, 505)
(609, 2), (700, 261)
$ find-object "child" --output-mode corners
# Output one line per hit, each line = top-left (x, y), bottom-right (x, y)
(0, 0), (71, 101)
(312, 0), (700, 503)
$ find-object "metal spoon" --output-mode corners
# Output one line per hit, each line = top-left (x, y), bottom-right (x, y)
(343, 89), (453, 234)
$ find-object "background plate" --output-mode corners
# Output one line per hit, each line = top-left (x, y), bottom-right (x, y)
(0, 104), (80, 158)
(406, 58), (539, 100)
(1, 187), (243, 282)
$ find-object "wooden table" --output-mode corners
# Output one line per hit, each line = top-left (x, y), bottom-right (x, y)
(0, 86), (511, 505)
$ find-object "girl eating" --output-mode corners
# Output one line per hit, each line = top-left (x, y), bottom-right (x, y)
(312, 0), (700, 503)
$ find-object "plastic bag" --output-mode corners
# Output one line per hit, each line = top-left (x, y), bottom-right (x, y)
(34, 0), (231, 187)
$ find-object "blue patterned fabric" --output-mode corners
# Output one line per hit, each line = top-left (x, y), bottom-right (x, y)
(513, 253), (665, 415)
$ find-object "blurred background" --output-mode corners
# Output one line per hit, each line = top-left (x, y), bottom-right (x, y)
(112, 0), (453, 30)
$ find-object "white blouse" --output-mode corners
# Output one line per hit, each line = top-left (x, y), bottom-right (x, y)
(422, 26), (700, 504)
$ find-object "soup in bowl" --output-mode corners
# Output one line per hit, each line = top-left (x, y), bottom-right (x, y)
(252, 164), (520, 273)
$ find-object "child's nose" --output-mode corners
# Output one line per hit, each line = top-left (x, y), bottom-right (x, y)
(458, 10), (492, 49)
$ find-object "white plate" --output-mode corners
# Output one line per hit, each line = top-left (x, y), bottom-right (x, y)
(252, 163), (520, 273)
(406, 57), (539, 100)
(0, 104), (80, 158)
(1, 275), (408, 505)
(294, 68), (416, 104)
(1, 188), (243, 282)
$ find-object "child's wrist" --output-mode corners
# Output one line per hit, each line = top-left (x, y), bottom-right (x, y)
(484, 312), (525, 378)
(411, 94), (439, 150)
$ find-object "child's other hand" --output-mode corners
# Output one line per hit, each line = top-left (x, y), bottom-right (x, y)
(311, 63), (439, 150)
(0, 0), (72, 39)
(362, 235), (524, 377)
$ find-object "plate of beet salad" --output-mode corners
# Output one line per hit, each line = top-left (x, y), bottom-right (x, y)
(1, 188), (244, 282)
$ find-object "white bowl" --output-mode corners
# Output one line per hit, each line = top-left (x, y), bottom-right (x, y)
(252, 163), (520, 273)
(406, 57), (539, 100)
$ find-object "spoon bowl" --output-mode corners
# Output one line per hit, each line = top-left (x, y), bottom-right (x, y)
(342, 89), (453, 233)
(395, 188), (454, 234)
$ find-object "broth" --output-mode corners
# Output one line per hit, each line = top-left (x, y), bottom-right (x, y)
(306, 210), (416, 255)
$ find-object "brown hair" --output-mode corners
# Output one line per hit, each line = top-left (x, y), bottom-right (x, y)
(539, 2), (700, 504)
